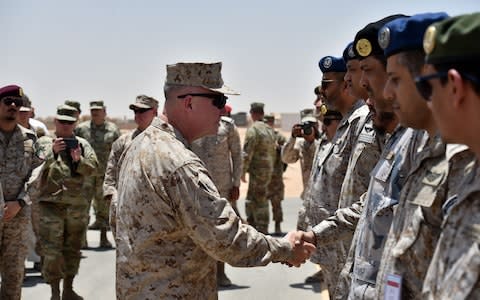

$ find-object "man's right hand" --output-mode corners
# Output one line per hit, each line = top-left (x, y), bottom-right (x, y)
(283, 230), (316, 267)
(52, 138), (66, 154)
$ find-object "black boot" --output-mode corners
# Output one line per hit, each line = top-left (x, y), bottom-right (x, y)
(62, 276), (83, 300)
(100, 228), (113, 248)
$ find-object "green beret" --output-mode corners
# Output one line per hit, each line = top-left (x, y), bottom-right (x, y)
(424, 13), (480, 64)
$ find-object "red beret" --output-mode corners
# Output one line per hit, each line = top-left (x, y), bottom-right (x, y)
(0, 85), (23, 100)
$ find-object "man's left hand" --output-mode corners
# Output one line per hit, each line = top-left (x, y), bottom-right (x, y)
(3, 201), (21, 222)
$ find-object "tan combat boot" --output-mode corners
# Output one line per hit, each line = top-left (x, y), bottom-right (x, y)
(62, 276), (83, 300)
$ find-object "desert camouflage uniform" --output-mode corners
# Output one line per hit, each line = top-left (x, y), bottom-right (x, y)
(75, 120), (120, 229)
(267, 129), (287, 224)
(103, 129), (142, 237)
(191, 116), (242, 213)
(304, 100), (372, 294)
(242, 120), (276, 233)
(422, 159), (480, 300)
(0, 125), (41, 299)
(116, 118), (294, 299)
(343, 128), (427, 299)
(376, 136), (474, 299)
(35, 134), (98, 283)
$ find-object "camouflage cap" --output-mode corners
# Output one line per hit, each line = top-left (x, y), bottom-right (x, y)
(89, 100), (105, 110)
(56, 104), (78, 122)
(0, 85), (23, 100)
(424, 12), (480, 64)
(263, 114), (275, 123)
(250, 102), (265, 113)
(129, 94), (159, 110)
(300, 108), (314, 119)
(165, 62), (239, 95)
(19, 95), (32, 112)
(65, 100), (81, 113)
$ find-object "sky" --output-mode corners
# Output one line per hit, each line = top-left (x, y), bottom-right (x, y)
(1, 0), (478, 119)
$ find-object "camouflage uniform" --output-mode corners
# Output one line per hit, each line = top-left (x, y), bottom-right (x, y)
(242, 120), (276, 233)
(267, 129), (287, 224)
(191, 116), (242, 211)
(75, 120), (120, 229)
(103, 129), (142, 238)
(422, 159), (480, 299)
(375, 136), (474, 299)
(35, 134), (98, 283)
(0, 125), (41, 299)
(116, 118), (294, 299)
(342, 128), (427, 299)
(304, 100), (372, 294)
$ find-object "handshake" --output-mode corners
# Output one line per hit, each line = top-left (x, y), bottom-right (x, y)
(282, 230), (317, 267)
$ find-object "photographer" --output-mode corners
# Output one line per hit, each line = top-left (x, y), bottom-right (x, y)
(34, 105), (98, 300)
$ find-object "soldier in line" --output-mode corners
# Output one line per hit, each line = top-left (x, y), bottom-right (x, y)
(419, 13), (480, 299)
(35, 105), (98, 300)
(191, 103), (243, 287)
(301, 53), (373, 290)
(241, 102), (276, 234)
(0, 85), (42, 299)
(115, 62), (315, 299)
(103, 95), (159, 238)
(75, 100), (120, 248)
(264, 114), (287, 235)
(372, 13), (476, 299)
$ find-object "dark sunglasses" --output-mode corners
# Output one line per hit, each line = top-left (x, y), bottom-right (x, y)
(1, 97), (23, 107)
(177, 93), (227, 109)
(415, 71), (480, 101)
(133, 107), (152, 114)
(323, 117), (341, 126)
(321, 79), (339, 89)
(58, 120), (76, 125)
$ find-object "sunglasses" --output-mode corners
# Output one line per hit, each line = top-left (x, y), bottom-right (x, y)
(415, 71), (480, 101)
(321, 79), (339, 89)
(323, 117), (341, 126)
(58, 120), (76, 125)
(1, 97), (23, 107)
(177, 93), (227, 109)
(133, 107), (152, 114)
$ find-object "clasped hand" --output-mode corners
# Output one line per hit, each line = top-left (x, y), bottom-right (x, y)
(283, 230), (317, 267)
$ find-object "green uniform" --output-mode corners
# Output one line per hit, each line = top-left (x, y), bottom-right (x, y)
(35, 134), (98, 282)
(75, 120), (120, 229)
(267, 129), (287, 224)
(242, 120), (275, 233)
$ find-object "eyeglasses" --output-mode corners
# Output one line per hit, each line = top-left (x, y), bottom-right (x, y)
(321, 79), (339, 89)
(1, 97), (23, 107)
(415, 71), (480, 101)
(323, 117), (341, 126)
(133, 107), (152, 114)
(58, 120), (75, 125)
(177, 93), (227, 109)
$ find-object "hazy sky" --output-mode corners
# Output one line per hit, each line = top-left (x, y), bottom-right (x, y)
(1, 1), (478, 118)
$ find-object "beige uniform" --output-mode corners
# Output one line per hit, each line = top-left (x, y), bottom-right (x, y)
(116, 118), (293, 299)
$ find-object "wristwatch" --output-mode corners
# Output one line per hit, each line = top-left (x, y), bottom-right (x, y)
(17, 199), (26, 208)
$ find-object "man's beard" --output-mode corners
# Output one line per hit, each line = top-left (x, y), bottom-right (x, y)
(372, 111), (396, 134)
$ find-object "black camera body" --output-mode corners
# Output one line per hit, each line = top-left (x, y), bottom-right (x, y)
(63, 137), (79, 150)
(300, 122), (313, 136)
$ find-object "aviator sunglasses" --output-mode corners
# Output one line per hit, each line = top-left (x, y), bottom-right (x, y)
(415, 71), (480, 100)
(177, 93), (227, 109)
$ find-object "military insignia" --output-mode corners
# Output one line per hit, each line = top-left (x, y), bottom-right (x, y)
(356, 38), (372, 57)
(323, 56), (333, 69)
(320, 104), (328, 115)
(19, 87), (23, 97)
(348, 44), (355, 58)
(378, 27), (390, 50)
(423, 25), (436, 54)
(385, 150), (395, 160)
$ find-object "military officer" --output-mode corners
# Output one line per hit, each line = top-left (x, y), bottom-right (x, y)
(75, 100), (120, 248)
(418, 13), (480, 299)
(0, 85), (42, 299)
(115, 62), (315, 299)
(241, 102), (276, 234)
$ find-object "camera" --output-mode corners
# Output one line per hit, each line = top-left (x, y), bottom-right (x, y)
(63, 137), (79, 150)
(300, 122), (313, 136)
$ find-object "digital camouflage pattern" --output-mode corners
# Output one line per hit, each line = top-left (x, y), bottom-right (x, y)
(267, 129), (287, 224)
(75, 120), (120, 228)
(35, 134), (98, 282)
(242, 120), (276, 233)
(422, 159), (480, 300)
(116, 118), (294, 299)
(0, 125), (41, 300)
(304, 100), (370, 294)
(376, 137), (474, 299)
